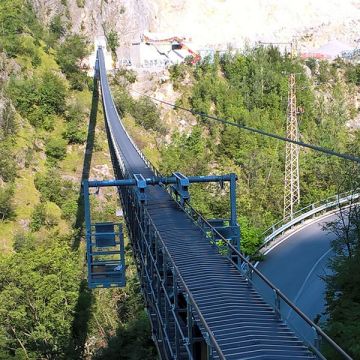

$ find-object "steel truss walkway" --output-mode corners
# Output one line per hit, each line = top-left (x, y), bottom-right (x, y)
(95, 47), (346, 360)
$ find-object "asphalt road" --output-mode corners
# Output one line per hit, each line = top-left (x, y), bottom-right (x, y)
(254, 212), (339, 343)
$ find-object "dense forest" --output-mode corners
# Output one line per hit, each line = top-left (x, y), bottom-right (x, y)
(0, 0), (360, 359)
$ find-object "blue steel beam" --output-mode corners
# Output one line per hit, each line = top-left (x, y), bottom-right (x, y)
(87, 174), (236, 188)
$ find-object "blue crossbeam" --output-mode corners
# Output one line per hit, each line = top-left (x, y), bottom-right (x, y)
(87, 174), (236, 188)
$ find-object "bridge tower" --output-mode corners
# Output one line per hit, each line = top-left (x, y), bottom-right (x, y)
(283, 70), (300, 218)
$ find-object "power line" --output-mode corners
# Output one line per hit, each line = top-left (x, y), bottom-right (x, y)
(130, 89), (360, 164)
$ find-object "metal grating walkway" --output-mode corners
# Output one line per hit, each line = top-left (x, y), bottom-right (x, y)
(97, 48), (316, 359)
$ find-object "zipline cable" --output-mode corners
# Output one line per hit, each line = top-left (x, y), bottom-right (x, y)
(130, 89), (360, 164)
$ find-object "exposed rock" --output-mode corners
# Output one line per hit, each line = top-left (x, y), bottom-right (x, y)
(28, 0), (360, 61)
(18, 219), (30, 231)
(92, 164), (111, 178)
(33, 139), (45, 151)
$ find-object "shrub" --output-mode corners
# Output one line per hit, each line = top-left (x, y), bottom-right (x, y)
(45, 137), (67, 161)
(63, 120), (86, 144)
(76, 0), (85, 8)
(38, 71), (67, 115)
(114, 87), (134, 117)
(0, 185), (15, 221)
(56, 34), (89, 76)
(8, 71), (67, 125)
(132, 97), (162, 131)
(106, 29), (119, 54)
(30, 203), (46, 231)
(0, 142), (17, 182)
(50, 15), (65, 39)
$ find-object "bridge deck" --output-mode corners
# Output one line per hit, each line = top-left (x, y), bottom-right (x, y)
(98, 49), (315, 359)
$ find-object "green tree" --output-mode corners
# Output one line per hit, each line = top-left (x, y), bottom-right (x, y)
(56, 34), (89, 76)
(38, 71), (67, 115)
(0, 240), (81, 358)
(8, 71), (67, 126)
(106, 30), (119, 54)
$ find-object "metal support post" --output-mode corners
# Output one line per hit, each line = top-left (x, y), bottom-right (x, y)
(186, 294), (193, 353)
(173, 271), (180, 358)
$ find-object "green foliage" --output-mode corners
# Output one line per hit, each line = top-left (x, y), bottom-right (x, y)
(305, 58), (317, 76)
(76, 0), (86, 7)
(323, 171), (360, 359)
(39, 71), (67, 114)
(45, 137), (67, 161)
(50, 15), (66, 39)
(317, 61), (331, 84)
(106, 30), (119, 54)
(34, 169), (78, 222)
(0, 141), (17, 182)
(13, 232), (35, 252)
(0, 239), (81, 358)
(63, 103), (86, 144)
(8, 71), (67, 127)
(160, 126), (209, 175)
(114, 68), (137, 85)
(63, 120), (87, 144)
(169, 63), (187, 88)
(0, 185), (15, 221)
(114, 87), (163, 132)
(56, 34), (90, 90)
(0, 0), (43, 57)
(0, 100), (16, 139)
(30, 203), (46, 231)
(161, 46), (356, 254)
(344, 63), (360, 85)
(238, 216), (262, 255)
(30, 203), (59, 231)
(132, 97), (162, 132)
(114, 86), (134, 117)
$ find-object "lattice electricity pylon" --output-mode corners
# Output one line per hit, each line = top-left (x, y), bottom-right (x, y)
(284, 73), (300, 219)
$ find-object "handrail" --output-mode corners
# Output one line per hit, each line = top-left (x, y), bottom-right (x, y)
(260, 191), (360, 252)
(97, 47), (352, 359)
(144, 205), (226, 360)
(97, 48), (225, 358)
(166, 194), (353, 360)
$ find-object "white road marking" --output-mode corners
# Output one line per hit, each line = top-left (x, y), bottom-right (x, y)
(286, 247), (332, 319)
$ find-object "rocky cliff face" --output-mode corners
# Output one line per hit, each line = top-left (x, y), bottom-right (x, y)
(31, 0), (155, 45)
(30, 0), (360, 51)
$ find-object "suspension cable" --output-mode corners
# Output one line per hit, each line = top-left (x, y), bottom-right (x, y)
(130, 89), (360, 164)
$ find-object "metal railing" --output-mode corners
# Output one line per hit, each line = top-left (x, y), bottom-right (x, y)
(167, 194), (353, 360)
(260, 191), (360, 252)
(98, 48), (352, 359)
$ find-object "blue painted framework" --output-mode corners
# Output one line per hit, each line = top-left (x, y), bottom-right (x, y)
(83, 180), (126, 288)
(83, 172), (241, 355)
(84, 173), (240, 288)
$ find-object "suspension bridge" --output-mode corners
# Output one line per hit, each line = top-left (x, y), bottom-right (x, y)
(83, 47), (353, 360)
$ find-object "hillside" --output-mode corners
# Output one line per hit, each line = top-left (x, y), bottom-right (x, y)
(1, 1), (360, 359)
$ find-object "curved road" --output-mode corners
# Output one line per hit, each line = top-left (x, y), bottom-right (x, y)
(254, 212), (339, 343)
